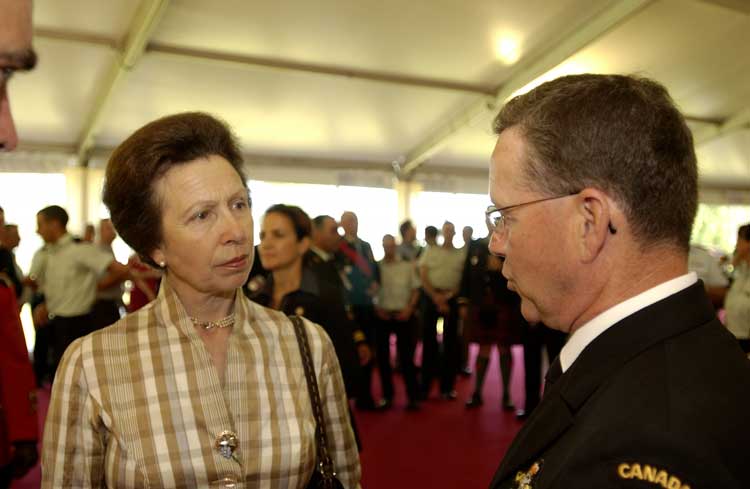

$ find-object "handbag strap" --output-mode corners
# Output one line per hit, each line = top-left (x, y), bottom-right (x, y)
(290, 315), (337, 478)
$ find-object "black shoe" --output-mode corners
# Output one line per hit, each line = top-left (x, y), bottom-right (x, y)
(502, 396), (515, 412)
(441, 390), (457, 400)
(460, 367), (473, 378)
(375, 399), (392, 411)
(515, 409), (530, 420)
(465, 393), (483, 409)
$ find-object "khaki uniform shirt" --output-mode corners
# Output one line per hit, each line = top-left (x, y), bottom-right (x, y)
(377, 259), (419, 311)
(726, 262), (750, 340)
(35, 234), (113, 317)
(42, 279), (361, 488)
(418, 245), (465, 291)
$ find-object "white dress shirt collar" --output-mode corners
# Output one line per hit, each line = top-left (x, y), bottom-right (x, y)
(560, 272), (698, 372)
(310, 246), (332, 262)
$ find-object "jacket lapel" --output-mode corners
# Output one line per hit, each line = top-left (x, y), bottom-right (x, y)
(491, 393), (574, 487)
(489, 281), (717, 489)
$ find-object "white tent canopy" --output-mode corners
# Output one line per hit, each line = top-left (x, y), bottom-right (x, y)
(2, 0), (750, 200)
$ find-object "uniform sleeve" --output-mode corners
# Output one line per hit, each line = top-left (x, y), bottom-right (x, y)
(548, 433), (738, 489)
(0, 288), (37, 444)
(28, 249), (46, 284)
(42, 338), (106, 488)
(314, 323), (361, 489)
(75, 244), (114, 278)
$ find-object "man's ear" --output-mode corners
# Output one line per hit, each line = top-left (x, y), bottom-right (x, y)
(575, 188), (612, 264)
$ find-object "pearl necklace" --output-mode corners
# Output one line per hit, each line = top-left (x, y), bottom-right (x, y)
(189, 314), (235, 330)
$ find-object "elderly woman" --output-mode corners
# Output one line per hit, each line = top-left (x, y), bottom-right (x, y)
(41, 113), (360, 488)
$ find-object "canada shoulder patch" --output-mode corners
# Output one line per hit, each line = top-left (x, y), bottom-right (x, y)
(616, 462), (690, 489)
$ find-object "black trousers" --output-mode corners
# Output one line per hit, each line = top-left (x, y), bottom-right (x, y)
(522, 323), (567, 412)
(375, 314), (419, 403)
(48, 313), (91, 378)
(89, 299), (121, 334)
(33, 324), (51, 386)
(0, 463), (11, 489)
(351, 305), (377, 406)
(419, 295), (459, 396)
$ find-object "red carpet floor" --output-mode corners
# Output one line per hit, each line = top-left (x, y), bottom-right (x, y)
(356, 345), (526, 489)
(13, 345), (528, 489)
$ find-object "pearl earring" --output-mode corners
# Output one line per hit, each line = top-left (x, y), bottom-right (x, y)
(159, 261), (166, 268)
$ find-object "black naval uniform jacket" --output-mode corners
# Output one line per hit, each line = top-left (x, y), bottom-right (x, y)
(489, 281), (750, 489)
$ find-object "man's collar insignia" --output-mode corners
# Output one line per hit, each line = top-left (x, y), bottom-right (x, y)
(514, 459), (543, 489)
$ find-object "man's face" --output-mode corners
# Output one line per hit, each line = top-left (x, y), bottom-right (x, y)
(442, 223), (455, 241)
(382, 236), (396, 259)
(0, 0), (35, 152)
(36, 214), (54, 243)
(340, 212), (358, 236)
(4, 226), (19, 249)
(320, 217), (341, 252)
(487, 127), (576, 328)
(404, 225), (416, 243)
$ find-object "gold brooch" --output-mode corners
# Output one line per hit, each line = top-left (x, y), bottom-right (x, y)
(514, 459), (543, 489)
(215, 430), (239, 460)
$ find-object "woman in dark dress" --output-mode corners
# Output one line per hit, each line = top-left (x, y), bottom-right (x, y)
(246, 204), (364, 446)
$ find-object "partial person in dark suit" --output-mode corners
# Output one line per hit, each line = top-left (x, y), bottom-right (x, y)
(486, 74), (750, 489)
(458, 234), (522, 410)
(337, 211), (381, 410)
(308, 215), (370, 364)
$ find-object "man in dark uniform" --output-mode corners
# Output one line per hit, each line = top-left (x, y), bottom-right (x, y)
(337, 211), (381, 410)
(309, 215), (370, 361)
(486, 74), (750, 489)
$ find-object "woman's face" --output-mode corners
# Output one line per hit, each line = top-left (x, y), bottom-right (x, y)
(258, 212), (309, 272)
(150, 155), (253, 298)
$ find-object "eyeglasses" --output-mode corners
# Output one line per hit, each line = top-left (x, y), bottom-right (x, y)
(485, 191), (617, 236)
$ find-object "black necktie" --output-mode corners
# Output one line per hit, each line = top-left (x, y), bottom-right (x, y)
(543, 356), (563, 395)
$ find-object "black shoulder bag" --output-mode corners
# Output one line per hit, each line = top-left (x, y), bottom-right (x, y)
(290, 315), (345, 489)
